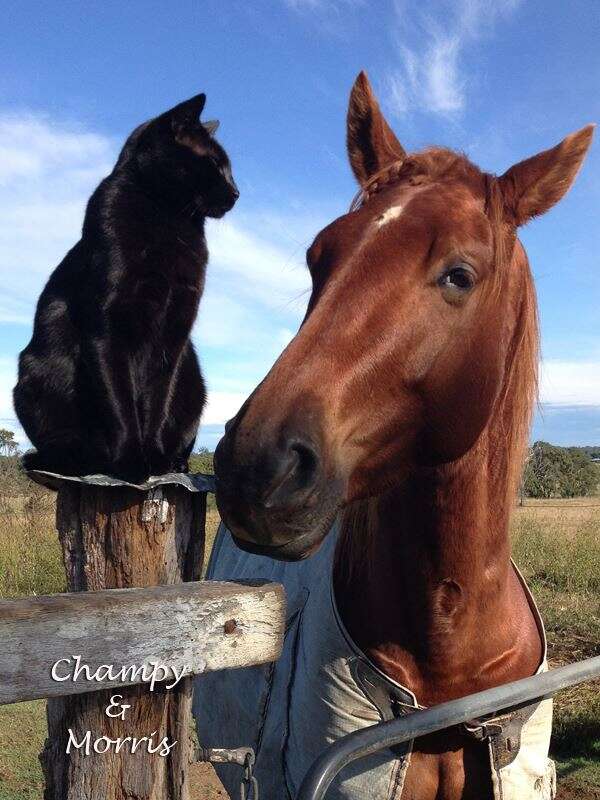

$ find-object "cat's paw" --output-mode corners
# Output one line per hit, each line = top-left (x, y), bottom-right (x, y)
(171, 456), (190, 474)
(144, 454), (172, 478)
(108, 457), (150, 485)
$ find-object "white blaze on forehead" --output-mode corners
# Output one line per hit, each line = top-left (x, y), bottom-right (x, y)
(375, 204), (404, 228)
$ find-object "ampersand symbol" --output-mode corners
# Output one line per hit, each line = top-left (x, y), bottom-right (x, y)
(105, 694), (131, 720)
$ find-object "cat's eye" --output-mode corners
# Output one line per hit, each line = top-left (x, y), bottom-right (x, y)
(437, 264), (476, 304)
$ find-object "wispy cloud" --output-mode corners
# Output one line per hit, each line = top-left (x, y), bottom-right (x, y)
(207, 218), (309, 312)
(0, 113), (116, 322)
(388, 0), (522, 116)
(0, 114), (113, 184)
(540, 360), (600, 407)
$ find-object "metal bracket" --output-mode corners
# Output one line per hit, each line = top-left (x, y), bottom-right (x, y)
(197, 747), (259, 800)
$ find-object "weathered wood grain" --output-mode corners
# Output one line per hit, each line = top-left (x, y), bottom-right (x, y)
(39, 482), (205, 800)
(0, 580), (285, 705)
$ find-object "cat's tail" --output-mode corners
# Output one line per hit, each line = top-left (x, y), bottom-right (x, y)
(21, 448), (90, 478)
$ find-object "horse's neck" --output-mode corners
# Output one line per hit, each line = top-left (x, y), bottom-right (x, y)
(334, 439), (542, 706)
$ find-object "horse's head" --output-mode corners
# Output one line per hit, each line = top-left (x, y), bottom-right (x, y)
(215, 72), (593, 560)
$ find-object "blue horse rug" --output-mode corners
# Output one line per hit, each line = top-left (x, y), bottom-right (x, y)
(193, 521), (556, 800)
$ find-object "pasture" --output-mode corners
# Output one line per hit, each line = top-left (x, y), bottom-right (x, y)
(0, 482), (598, 800)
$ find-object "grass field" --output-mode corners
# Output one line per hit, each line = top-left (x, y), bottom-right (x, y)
(0, 491), (598, 799)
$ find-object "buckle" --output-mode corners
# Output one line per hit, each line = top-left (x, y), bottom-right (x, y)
(460, 719), (504, 741)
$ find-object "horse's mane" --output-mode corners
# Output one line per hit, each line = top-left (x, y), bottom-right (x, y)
(338, 150), (539, 578)
(350, 147), (488, 211)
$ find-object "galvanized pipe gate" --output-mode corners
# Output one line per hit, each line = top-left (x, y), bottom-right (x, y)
(296, 655), (600, 800)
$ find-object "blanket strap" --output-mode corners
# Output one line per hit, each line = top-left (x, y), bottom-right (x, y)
(352, 656), (541, 771)
(461, 700), (540, 769)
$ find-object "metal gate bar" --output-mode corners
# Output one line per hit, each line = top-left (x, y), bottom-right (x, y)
(296, 654), (600, 800)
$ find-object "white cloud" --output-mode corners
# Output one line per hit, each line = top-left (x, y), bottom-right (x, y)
(207, 218), (309, 313)
(0, 114), (113, 184)
(0, 114), (116, 322)
(388, 0), (522, 116)
(540, 360), (600, 407)
(202, 391), (248, 426)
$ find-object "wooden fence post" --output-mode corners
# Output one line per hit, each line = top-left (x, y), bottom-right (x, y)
(39, 478), (206, 800)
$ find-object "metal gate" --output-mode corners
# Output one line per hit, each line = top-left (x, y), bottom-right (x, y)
(297, 655), (600, 800)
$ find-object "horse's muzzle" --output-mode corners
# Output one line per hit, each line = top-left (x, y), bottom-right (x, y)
(214, 417), (342, 560)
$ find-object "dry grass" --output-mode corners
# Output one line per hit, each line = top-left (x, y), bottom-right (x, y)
(0, 491), (598, 798)
(0, 483), (64, 599)
(203, 509), (221, 574)
(512, 499), (600, 797)
(0, 701), (46, 800)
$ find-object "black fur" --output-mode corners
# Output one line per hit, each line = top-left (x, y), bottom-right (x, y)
(14, 93), (238, 483)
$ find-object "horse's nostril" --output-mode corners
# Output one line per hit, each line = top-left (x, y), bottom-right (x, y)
(290, 441), (318, 485)
(262, 438), (320, 510)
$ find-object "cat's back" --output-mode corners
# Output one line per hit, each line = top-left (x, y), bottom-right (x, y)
(33, 176), (118, 320)
(24, 240), (91, 351)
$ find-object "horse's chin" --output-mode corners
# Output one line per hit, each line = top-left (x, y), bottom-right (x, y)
(230, 526), (328, 561)
(220, 500), (339, 562)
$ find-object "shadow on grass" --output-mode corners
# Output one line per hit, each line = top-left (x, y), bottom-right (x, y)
(552, 693), (600, 796)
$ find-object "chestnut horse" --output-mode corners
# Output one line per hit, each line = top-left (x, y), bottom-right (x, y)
(213, 74), (593, 799)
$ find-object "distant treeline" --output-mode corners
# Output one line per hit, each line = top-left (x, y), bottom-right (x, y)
(2, 430), (599, 499)
(190, 443), (600, 500)
(569, 445), (600, 460)
(523, 441), (599, 499)
(188, 447), (214, 475)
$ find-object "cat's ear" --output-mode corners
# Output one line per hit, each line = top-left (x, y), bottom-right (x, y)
(203, 119), (220, 136)
(169, 93), (207, 130)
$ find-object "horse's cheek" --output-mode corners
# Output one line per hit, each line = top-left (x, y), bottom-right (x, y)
(416, 329), (504, 464)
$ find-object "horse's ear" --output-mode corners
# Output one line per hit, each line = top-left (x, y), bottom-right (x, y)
(498, 125), (594, 226)
(347, 71), (406, 187)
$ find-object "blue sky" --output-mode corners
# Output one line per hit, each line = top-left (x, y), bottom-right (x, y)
(0, 0), (599, 450)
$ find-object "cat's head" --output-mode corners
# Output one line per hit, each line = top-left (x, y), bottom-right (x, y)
(130, 93), (239, 218)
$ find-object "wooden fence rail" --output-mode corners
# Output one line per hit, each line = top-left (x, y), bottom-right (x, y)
(0, 580), (285, 705)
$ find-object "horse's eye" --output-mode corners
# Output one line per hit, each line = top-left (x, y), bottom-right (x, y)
(438, 264), (476, 303)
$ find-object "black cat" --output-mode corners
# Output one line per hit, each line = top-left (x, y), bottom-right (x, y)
(14, 93), (238, 483)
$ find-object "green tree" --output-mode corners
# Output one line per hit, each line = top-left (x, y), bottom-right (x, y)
(523, 441), (598, 498)
(564, 448), (598, 496)
(0, 428), (18, 457)
(188, 447), (214, 475)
